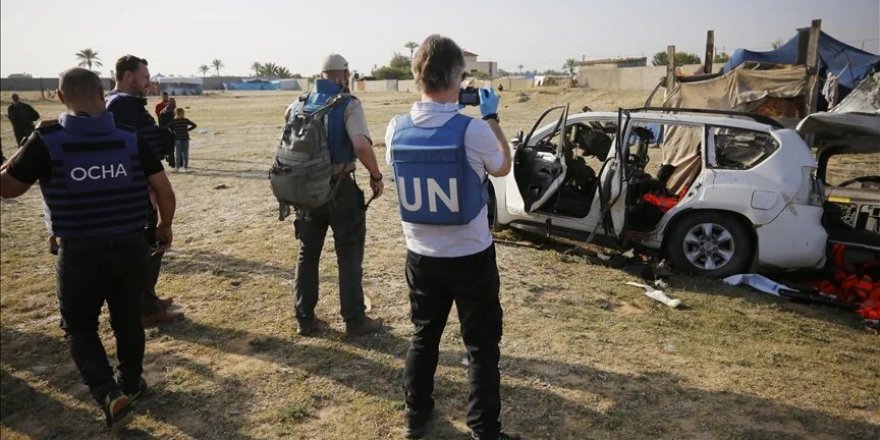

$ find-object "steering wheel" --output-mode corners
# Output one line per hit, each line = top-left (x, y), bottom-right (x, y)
(838, 175), (880, 188)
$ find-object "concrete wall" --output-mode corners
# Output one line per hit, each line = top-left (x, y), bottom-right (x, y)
(577, 64), (722, 91)
(1, 77), (111, 91)
(489, 78), (534, 91)
(396, 80), (417, 92)
(362, 79), (398, 92)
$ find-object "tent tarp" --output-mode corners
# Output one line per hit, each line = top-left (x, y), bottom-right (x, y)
(157, 77), (203, 85)
(663, 65), (807, 112)
(722, 30), (880, 89)
(223, 81), (280, 91)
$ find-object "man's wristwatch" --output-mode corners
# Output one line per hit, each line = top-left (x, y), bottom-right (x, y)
(370, 173), (383, 182)
(482, 113), (499, 122)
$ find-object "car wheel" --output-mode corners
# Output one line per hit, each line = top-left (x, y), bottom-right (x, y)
(667, 212), (753, 277)
(487, 183), (505, 232)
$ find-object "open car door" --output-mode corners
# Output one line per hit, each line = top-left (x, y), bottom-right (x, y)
(593, 109), (631, 238)
(514, 105), (570, 212)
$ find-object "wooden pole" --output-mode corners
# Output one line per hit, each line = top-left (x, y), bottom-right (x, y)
(804, 19), (822, 114)
(665, 45), (676, 99)
(704, 30), (715, 74)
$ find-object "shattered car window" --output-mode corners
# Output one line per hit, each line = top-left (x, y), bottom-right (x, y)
(710, 127), (778, 170)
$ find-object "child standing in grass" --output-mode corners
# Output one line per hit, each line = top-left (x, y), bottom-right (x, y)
(170, 108), (197, 172)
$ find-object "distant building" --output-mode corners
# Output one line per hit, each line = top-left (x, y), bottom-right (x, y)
(7, 73), (33, 78)
(463, 50), (498, 78)
(577, 57), (647, 69)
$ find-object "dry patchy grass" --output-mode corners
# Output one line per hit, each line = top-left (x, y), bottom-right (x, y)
(1, 89), (878, 440)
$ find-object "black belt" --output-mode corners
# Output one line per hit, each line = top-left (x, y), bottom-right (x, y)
(59, 230), (145, 251)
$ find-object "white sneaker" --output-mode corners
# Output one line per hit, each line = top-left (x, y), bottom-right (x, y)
(182, 168), (189, 173)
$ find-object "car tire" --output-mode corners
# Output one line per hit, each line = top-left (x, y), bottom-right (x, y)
(487, 183), (505, 232)
(666, 212), (753, 277)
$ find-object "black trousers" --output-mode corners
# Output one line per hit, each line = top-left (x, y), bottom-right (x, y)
(142, 205), (163, 315)
(403, 245), (503, 438)
(13, 125), (34, 146)
(56, 231), (148, 403)
(293, 176), (367, 325)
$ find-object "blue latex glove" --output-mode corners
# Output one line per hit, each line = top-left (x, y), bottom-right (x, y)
(479, 87), (499, 118)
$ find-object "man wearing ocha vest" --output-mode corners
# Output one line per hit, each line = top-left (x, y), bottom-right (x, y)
(0, 68), (176, 430)
(385, 35), (517, 440)
(290, 53), (385, 337)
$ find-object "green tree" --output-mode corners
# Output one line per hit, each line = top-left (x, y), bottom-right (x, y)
(713, 51), (730, 64)
(211, 59), (224, 77)
(75, 48), (102, 71)
(371, 53), (413, 80)
(517, 64), (524, 75)
(198, 64), (210, 77)
(260, 62), (278, 77)
(389, 52), (411, 69)
(469, 69), (490, 80)
(563, 58), (578, 75)
(651, 51), (701, 66)
(251, 62), (262, 76)
(404, 41), (418, 59)
(257, 62), (293, 79)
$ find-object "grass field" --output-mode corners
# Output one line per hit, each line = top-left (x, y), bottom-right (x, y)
(1, 89), (878, 440)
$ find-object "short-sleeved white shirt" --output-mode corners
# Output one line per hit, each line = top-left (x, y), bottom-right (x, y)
(385, 101), (504, 258)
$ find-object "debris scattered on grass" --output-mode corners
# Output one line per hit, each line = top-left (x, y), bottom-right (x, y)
(723, 273), (796, 297)
(625, 281), (683, 308)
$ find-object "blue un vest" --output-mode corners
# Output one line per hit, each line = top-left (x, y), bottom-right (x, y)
(299, 79), (354, 164)
(39, 113), (149, 239)
(389, 113), (488, 225)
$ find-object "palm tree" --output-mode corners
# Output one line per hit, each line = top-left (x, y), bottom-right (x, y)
(211, 59), (224, 77)
(563, 58), (578, 76)
(198, 64), (210, 77)
(250, 62), (262, 76)
(517, 64), (524, 75)
(260, 62), (279, 77)
(404, 41), (418, 59)
(75, 48), (103, 71)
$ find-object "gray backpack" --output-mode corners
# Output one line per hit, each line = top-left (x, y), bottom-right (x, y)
(270, 95), (346, 219)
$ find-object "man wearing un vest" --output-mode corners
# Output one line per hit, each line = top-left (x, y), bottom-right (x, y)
(289, 54), (385, 337)
(106, 54), (183, 326)
(385, 35), (518, 440)
(0, 68), (176, 430)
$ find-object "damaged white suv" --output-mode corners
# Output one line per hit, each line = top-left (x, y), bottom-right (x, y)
(489, 107), (829, 277)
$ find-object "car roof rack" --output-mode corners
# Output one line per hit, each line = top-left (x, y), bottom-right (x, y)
(623, 107), (784, 129)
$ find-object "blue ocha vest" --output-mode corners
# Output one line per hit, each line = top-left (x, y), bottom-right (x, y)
(39, 112), (149, 239)
(298, 79), (355, 164)
(389, 113), (488, 225)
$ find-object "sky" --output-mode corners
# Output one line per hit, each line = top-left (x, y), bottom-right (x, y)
(1, 0), (878, 78)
